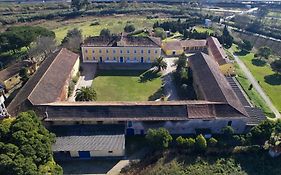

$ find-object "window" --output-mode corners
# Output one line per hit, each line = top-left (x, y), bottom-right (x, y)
(127, 57), (130, 61)
(128, 121), (132, 127)
(99, 49), (102, 53)
(86, 57), (89, 60)
(107, 57), (109, 60)
(85, 49), (88, 53)
(155, 50), (158, 54)
(113, 57), (116, 61)
(120, 50), (123, 53)
(134, 50), (137, 53)
(134, 57), (137, 61)
(148, 50), (150, 54)
(113, 50), (116, 53)
(106, 49), (109, 53)
(93, 57), (95, 60)
(141, 50), (144, 54)
(127, 50), (130, 54)
(92, 50), (95, 53)
(108, 151), (113, 153)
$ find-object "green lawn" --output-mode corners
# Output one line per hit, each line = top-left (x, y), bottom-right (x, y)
(92, 70), (163, 101)
(230, 45), (281, 113)
(194, 26), (214, 34)
(52, 16), (164, 42)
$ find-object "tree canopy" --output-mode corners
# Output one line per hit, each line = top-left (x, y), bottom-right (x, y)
(75, 86), (97, 101)
(100, 28), (111, 38)
(0, 111), (62, 175)
(256, 47), (272, 59)
(270, 59), (281, 74)
(124, 24), (135, 33)
(146, 128), (172, 149)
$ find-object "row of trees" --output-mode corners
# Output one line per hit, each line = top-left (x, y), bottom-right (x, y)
(0, 111), (62, 175)
(145, 119), (281, 155)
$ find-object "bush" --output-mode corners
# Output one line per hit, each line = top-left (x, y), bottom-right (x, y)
(90, 21), (100, 26)
(195, 134), (207, 152)
(176, 136), (185, 146)
(208, 137), (218, 147)
(186, 138), (195, 148)
(124, 24), (135, 33)
(146, 128), (173, 149)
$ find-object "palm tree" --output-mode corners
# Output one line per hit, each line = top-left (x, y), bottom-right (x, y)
(75, 86), (97, 101)
(153, 57), (167, 72)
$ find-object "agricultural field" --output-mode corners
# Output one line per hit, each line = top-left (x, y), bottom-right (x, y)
(92, 70), (162, 101)
(231, 45), (281, 113)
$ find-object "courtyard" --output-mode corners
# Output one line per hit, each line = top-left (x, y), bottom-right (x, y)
(92, 69), (163, 101)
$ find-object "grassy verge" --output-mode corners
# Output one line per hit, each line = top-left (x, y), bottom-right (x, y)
(229, 44), (280, 116)
(92, 70), (162, 101)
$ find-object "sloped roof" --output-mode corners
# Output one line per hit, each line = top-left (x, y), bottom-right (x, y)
(0, 60), (33, 82)
(188, 52), (248, 117)
(206, 36), (228, 65)
(162, 41), (183, 51)
(82, 35), (161, 47)
(180, 39), (207, 48)
(28, 48), (79, 105)
(7, 48), (79, 116)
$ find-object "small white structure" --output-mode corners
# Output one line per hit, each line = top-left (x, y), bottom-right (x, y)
(0, 86), (8, 118)
(205, 19), (212, 27)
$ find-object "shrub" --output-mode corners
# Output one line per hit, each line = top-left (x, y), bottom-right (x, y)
(176, 136), (185, 146)
(90, 21), (100, 26)
(124, 24), (135, 33)
(186, 138), (195, 148)
(208, 137), (218, 147)
(195, 134), (207, 152)
(146, 128), (173, 149)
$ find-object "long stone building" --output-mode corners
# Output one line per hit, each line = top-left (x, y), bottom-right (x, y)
(6, 39), (265, 159)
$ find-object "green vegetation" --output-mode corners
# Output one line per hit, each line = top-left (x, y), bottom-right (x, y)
(233, 46), (281, 112)
(92, 70), (162, 101)
(194, 26), (214, 34)
(0, 111), (62, 175)
(75, 86), (97, 101)
(146, 128), (173, 149)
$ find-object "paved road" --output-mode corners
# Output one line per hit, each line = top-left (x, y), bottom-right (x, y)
(162, 57), (179, 101)
(232, 51), (281, 118)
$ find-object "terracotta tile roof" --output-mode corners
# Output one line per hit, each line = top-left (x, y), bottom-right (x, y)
(82, 35), (161, 47)
(7, 48), (79, 116)
(162, 41), (183, 51)
(180, 39), (207, 48)
(28, 48), (79, 105)
(206, 37), (228, 65)
(0, 60), (33, 82)
(188, 52), (248, 117)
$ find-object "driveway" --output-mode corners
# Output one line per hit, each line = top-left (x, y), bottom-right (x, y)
(68, 63), (97, 102)
(162, 57), (179, 101)
(232, 51), (281, 118)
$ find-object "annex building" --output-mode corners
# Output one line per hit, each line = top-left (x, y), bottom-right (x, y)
(5, 36), (265, 159)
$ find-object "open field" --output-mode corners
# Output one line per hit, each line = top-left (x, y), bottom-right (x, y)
(194, 26), (214, 34)
(92, 70), (162, 101)
(231, 45), (281, 113)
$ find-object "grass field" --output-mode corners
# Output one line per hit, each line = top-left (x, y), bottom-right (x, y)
(48, 16), (164, 42)
(231, 45), (281, 113)
(194, 26), (214, 34)
(92, 70), (162, 101)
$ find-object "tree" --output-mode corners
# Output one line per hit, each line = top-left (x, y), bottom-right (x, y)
(270, 59), (281, 74)
(124, 24), (135, 33)
(100, 28), (111, 38)
(186, 138), (195, 148)
(153, 57), (167, 72)
(0, 111), (62, 175)
(75, 87), (97, 101)
(175, 53), (187, 71)
(195, 134), (207, 152)
(257, 47), (272, 60)
(71, 0), (89, 10)
(19, 67), (29, 83)
(176, 136), (185, 146)
(221, 126), (234, 137)
(208, 137), (218, 147)
(62, 28), (82, 52)
(247, 120), (276, 145)
(119, 0), (128, 8)
(28, 36), (56, 61)
(154, 27), (167, 39)
(219, 25), (233, 49)
(241, 40), (253, 52)
(146, 128), (172, 149)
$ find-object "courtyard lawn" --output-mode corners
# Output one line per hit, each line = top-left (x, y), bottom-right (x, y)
(194, 26), (214, 34)
(92, 70), (163, 101)
(230, 45), (281, 113)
